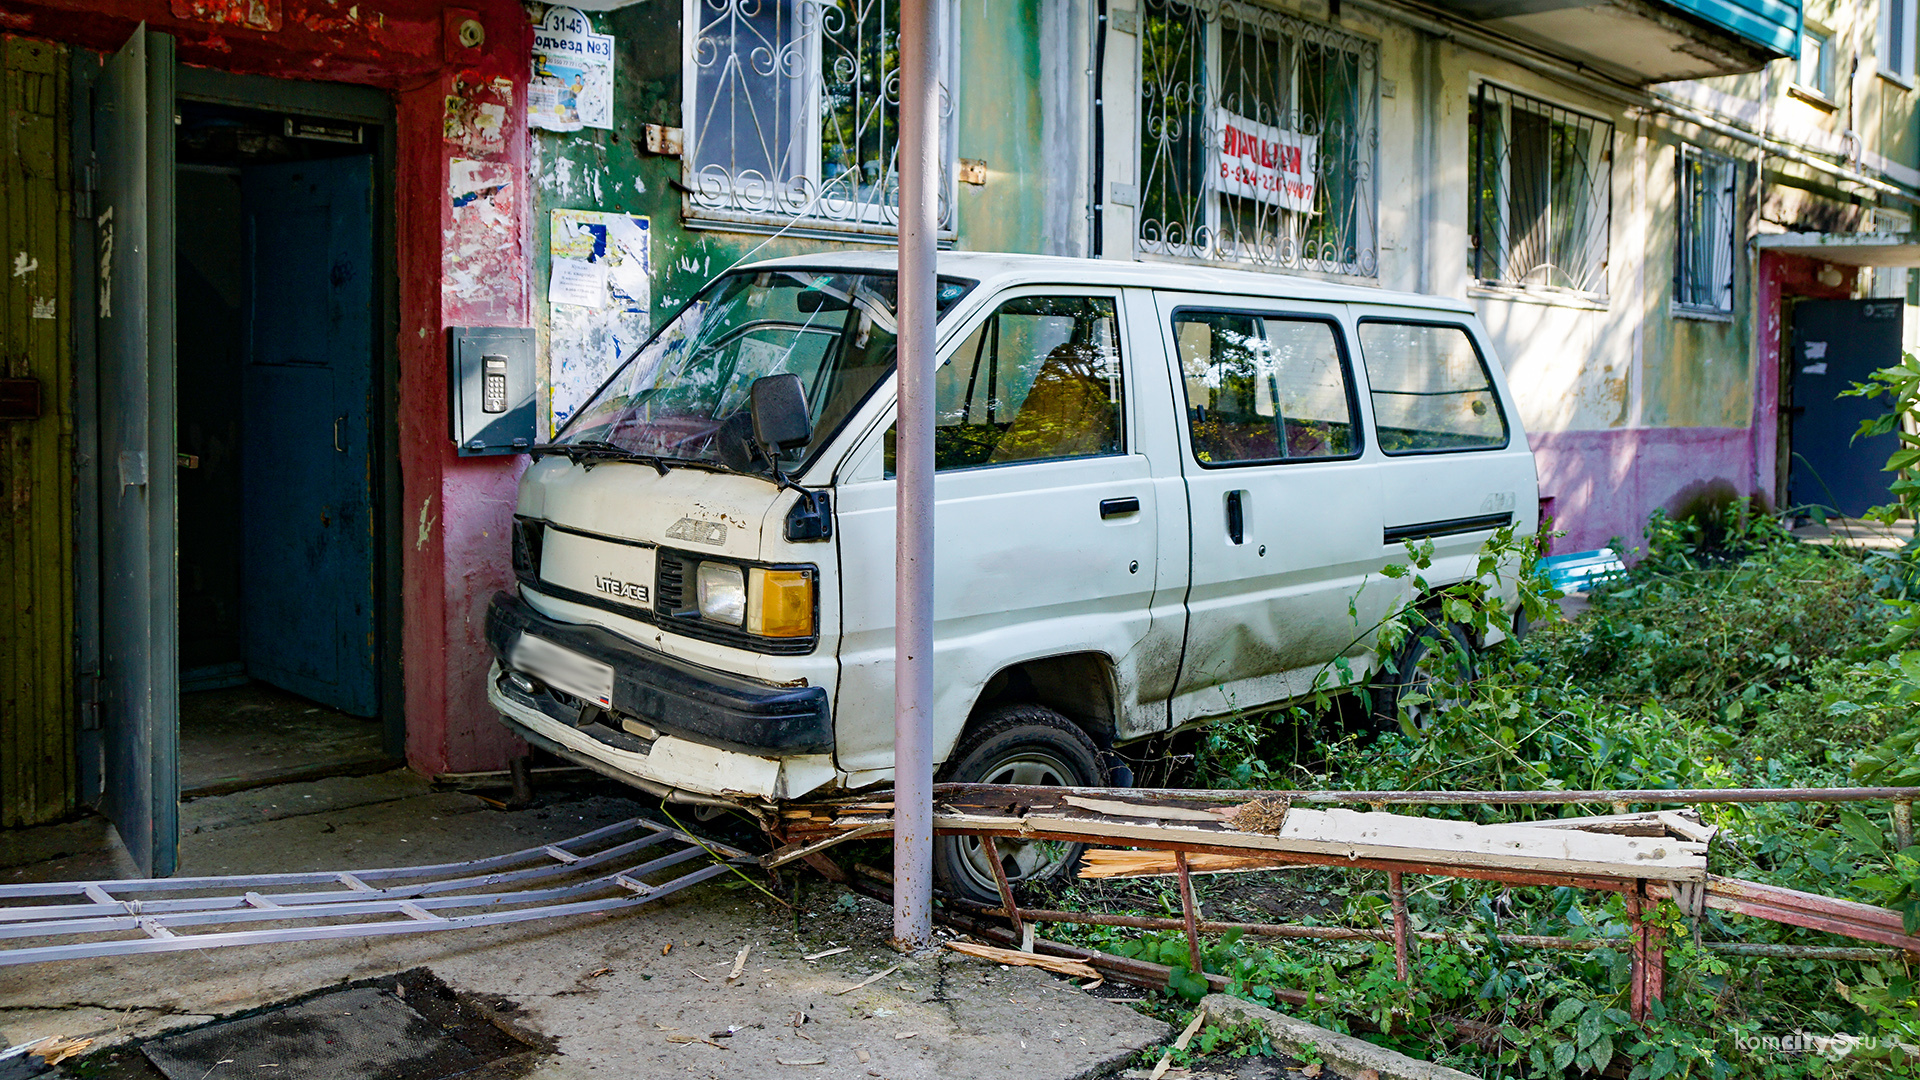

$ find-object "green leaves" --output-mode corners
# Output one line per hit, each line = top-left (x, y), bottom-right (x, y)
(1164, 964), (1209, 1003)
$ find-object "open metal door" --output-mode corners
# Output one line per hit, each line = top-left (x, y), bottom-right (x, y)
(93, 27), (179, 876)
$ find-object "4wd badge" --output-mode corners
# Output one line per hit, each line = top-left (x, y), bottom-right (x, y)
(665, 518), (727, 545)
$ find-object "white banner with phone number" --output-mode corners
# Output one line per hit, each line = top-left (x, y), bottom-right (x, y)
(1210, 106), (1317, 214)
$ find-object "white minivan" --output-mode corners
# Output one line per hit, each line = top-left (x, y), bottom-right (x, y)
(486, 252), (1538, 900)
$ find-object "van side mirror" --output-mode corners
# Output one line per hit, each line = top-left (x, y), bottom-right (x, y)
(749, 373), (813, 452)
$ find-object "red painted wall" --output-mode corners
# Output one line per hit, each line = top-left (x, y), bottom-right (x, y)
(4, 0), (535, 775)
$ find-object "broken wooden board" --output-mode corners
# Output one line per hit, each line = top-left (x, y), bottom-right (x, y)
(1506, 809), (1717, 843)
(944, 940), (1100, 978)
(782, 785), (1708, 883)
(1079, 849), (1317, 879)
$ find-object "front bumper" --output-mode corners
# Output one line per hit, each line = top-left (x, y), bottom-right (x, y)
(485, 589), (831, 755)
(485, 590), (838, 802)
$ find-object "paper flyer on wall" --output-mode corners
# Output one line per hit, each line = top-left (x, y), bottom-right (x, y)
(548, 209), (650, 434)
(530, 6), (614, 132)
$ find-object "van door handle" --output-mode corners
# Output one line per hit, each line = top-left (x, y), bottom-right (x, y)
(334, 416), (347, 453)
(1225, 490), (1245, 545)
(1100, 496), (1141, 519)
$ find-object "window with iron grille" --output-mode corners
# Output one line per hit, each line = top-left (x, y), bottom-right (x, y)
(1137, 0), (1379, 277)
(683, 0), (955, 235)
(1674, 146), (1736, 314)
(1468, 84), (1613, 297)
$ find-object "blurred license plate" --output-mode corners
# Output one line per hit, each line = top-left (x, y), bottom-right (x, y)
(511, 634), (614, 708)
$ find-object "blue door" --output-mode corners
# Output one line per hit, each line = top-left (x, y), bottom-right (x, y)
(240, 156), (378, 716)
(1788, 299), (1905, 518)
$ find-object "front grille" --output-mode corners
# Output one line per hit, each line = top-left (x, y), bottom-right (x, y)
(655, 550), (692, 615)
(511, 517), (545, 585)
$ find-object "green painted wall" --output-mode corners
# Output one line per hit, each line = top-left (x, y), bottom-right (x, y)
(0, 37), (75, 827)
(526, 0), (1054, 438)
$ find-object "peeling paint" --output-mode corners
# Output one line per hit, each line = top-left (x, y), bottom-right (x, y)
(30, 297), (54, 320)
(11, 252), (37, 278)
(417, 494), (436, 551)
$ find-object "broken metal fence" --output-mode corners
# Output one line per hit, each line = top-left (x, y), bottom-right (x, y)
(0, 817), (751, 966)
(780, 783), (1920, 1022)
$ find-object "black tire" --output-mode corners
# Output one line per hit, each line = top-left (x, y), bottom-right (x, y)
(932, 704), (1106, 906)
(1371, 620), (1475, 731)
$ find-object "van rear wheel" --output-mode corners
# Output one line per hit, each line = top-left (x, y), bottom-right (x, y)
(932, 705), (1105, 906)
(1372, 620), (1475, 732)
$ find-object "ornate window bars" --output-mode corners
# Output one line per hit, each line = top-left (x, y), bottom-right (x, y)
(1137, 0), (1380, 278)
(683, 0), (956, 236)
(1468, 84), (1614, 298)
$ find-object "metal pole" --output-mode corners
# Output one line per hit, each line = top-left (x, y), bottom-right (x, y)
(891, 0), (939, 953)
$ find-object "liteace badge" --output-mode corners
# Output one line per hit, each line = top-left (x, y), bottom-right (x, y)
(595, 575), (649, 604)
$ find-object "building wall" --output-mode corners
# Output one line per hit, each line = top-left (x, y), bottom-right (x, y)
(0, 36), (74, 827)
(524, 0), (1060, 443)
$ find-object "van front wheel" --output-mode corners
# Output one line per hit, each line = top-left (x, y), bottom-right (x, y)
(932, 705), (1106, 906)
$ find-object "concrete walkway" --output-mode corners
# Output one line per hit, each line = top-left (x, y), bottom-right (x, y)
(0, 772), (1167, 1079)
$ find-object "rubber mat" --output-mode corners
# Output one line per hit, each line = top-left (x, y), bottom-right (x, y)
(140, 987), (485, 1080)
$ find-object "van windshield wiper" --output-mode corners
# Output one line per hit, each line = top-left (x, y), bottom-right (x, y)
(529, 440), (672, 476)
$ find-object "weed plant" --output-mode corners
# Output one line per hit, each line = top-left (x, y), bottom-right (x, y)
(1039, 506), (1920, 1078)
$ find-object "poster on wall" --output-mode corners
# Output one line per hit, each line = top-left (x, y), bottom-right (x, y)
(1209, 106), (1318, 213)
(530, 6), (614, 132)
(548, 209), (650, 434)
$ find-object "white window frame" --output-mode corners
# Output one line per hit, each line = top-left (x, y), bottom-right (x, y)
(681, 0), (959, 238)
(1796, 23), (1838, 100)
(1883, 0), (1915, 87)
(1673, 145), (1737, 317)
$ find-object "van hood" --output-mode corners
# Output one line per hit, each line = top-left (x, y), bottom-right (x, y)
(517, 455), (777, 562)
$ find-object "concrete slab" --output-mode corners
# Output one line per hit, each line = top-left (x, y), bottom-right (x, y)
(0, 780), (1168, 1080)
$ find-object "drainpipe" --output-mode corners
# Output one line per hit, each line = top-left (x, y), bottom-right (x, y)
(892, 0), (939, 953)
(1347, 0), (1920, 206)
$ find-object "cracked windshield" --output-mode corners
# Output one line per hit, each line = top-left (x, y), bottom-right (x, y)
(556, 269), (970, 469)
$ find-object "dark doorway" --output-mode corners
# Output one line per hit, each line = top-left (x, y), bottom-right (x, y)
(173, 96), (389, 794)
(1787, 298), (1906, 517)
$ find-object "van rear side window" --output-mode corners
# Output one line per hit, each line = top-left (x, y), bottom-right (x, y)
(1355, 321), (1508, 453)
(1172, 312), (1358, 466)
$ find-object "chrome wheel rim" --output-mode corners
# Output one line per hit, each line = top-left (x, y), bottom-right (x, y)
(955, 751), (1079, 898)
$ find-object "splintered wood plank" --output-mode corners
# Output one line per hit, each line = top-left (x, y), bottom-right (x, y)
(1078, 849), (1310, 879)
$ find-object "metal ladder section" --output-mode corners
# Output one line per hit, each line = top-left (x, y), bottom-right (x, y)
(0, 817), (749, 966)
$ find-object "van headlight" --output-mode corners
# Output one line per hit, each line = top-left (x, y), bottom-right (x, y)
(686, 559), (815, 639)
(695, 562), (747, 625)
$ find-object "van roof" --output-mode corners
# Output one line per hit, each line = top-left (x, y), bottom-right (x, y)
(738, 250), (1476, 313)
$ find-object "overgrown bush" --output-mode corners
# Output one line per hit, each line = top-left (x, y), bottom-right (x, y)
(1049, 505), (1920, 1078)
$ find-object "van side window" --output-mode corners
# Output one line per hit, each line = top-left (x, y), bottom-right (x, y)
(888, 296), (1125, 474)
(1172, 312), (1357, 466)
(1356, 322), (1508, 453)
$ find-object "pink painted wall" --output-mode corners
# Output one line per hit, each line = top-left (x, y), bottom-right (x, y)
(1531, 252), (1865, 558)
(1530, 427), (1756, 554)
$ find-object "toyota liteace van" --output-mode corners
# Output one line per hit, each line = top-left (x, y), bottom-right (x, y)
(485, 252), (1538, 900)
